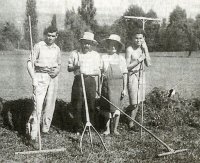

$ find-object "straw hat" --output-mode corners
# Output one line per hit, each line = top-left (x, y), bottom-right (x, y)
(79, 32), (98, 45)
(104, 34), (124, 49)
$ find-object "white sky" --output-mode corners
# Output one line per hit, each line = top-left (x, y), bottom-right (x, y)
(37, 0), (200, 19)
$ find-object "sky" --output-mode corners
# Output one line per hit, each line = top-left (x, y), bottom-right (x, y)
(0, 0), (200, 33)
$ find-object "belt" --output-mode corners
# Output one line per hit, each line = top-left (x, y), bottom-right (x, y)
(35, 66), (51, 73)
(128, 69), (144, 76)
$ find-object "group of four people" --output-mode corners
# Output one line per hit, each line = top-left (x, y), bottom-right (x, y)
(26, 26), (151, 147)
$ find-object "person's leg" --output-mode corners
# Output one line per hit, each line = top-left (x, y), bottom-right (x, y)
(103, 119), (110, 135)
(102, 112), (111, 135)
(85, 76), (96, 125)
(113, 110), (120, 135)
(128, 74), (139, 129)
(129, 104), (138, 128)
(42, 77), (58, 133)
(28, 73), (49, 140)
(71, 76), (83, 133)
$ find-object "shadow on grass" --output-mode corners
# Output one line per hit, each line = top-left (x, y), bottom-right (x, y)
(0, 98), (105, 137)
(0, 98), (75, 137)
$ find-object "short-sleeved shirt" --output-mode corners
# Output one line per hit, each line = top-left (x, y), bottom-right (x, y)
(68, 50), (101, 76)
(101, 54), (128, 74)
(28, 41), (61, 68)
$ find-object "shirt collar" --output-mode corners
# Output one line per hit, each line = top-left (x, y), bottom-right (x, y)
(41, 41), (57, 48)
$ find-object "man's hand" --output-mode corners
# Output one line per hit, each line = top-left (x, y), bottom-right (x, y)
(32, 78), (37, 91)
(141, 40), (148, 51)
(121, 89), (127, 99)
(137, 53), (146, 63)
(49, 67), (60, 78)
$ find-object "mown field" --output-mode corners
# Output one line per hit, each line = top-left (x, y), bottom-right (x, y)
(0, 50), (200, 162)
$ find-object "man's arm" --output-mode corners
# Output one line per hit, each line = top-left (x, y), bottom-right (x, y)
(141, 41), (151, 67)
(27, 44), (39, 86)
(68, 51), (80, 72)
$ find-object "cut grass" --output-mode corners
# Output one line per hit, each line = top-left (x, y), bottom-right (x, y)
(0, 87), (200, 162)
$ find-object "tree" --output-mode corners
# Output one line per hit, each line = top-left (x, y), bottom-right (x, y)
(165, 6), (189, 51)
(43, 14), (57, 36)
(51, 14), (57, 29)
(145, 9), (160, 51)
(24, 0), (38, 49)
(0, 22), (21, 50)
(111, 5), (147, 47)
(78, 0), (97, 30)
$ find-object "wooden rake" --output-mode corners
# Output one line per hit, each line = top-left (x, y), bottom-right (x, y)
(100, 95), (188, 157)
(80, 74), (107, 153)
(15, 16), (65, 155)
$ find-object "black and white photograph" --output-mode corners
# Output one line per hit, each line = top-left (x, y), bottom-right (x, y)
(0, 0), (200, 162)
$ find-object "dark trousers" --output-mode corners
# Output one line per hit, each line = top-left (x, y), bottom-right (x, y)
(71, 75), (96, 132)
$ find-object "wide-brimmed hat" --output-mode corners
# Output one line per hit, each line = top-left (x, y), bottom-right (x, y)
(79, 32), (98, 45)
(104, 34), (124, 49)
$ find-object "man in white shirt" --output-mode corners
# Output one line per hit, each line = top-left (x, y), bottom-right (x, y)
(27, 26), (61, 148)
(68, 31), (101, 135)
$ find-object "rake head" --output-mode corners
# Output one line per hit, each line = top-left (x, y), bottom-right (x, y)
(158, 148), (188, 157)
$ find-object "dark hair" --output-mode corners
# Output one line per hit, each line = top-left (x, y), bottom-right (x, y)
(43, 26), (58, 35)
(133, 29), (146, 38)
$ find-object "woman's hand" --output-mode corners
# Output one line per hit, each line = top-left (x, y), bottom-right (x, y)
(49, 67), (60, 78)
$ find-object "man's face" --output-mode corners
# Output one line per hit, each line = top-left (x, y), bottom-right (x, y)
(46, 32), (57, 45)
(81, 40), (92, 53)
(133, 34), (144, 47)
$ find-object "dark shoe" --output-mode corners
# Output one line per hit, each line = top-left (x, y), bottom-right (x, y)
(28, 139), (39, 149)
(41, 131), (50, 135)
(129, 126), (140, 132)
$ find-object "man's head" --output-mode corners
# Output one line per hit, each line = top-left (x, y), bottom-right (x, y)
(44, 26), (58, 45)
(132, 29), (146, 47)
(79, 32), (97, 53)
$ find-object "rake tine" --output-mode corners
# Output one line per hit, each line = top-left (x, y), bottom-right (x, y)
(158, 149), (188, 157)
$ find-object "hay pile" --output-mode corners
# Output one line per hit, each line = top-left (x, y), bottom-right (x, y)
(1, 87), (200, 135)
(144, 87), (200, 130)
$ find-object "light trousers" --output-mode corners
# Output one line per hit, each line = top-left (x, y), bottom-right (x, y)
(28, 73), (58, 139)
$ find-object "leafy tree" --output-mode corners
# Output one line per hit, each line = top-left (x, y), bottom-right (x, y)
(24, 0), (38, 49)
(194, 14), (200, 50)
(145, 9), (160, 51)
(43, 14), (57, 36)
(154, 18), (168, 51)
(0, 22), (21, 50)
(78, 0), (97, 30)
(165, 6), (190, 51)
(94, 25), (112, 52)
(56, 30), (75, 51)
(51, 14), (57, 29)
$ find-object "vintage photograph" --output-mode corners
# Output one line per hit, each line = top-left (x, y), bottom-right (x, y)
(0, 0), (200, 162)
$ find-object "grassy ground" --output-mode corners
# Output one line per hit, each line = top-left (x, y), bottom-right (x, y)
(0, 50), (200, 162)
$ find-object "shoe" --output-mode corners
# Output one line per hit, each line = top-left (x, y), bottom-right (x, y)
(28, 139), (39, 149)
(103, 131), (110, 136)
(114, 131), (120, 135)
(41, 131), (50, 135)
(129, 126), (139, 132)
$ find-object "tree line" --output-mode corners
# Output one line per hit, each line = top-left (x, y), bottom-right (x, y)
(0, 0), (200, 53)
